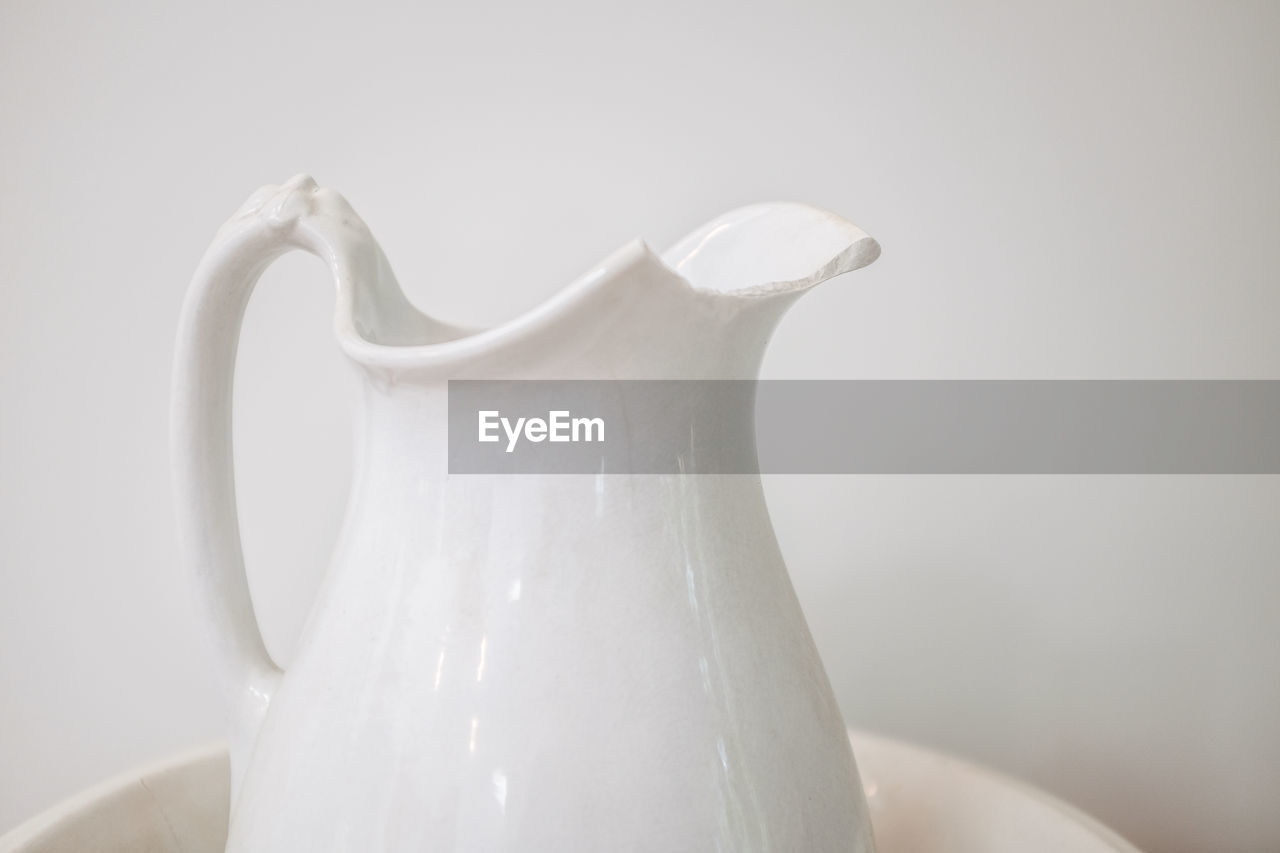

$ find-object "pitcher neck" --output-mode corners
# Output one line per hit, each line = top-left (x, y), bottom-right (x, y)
(333, 205), (879, 379)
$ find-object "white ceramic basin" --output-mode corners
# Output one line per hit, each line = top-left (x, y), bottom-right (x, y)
(0, 731), (1139, 852)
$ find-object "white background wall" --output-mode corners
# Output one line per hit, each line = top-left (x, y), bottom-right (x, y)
(2, 2), (1277, 851)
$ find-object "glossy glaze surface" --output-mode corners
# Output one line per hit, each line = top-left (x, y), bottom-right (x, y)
(171, 177), (880, 851)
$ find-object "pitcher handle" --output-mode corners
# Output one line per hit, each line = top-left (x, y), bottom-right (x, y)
(170, 175), (388, 801)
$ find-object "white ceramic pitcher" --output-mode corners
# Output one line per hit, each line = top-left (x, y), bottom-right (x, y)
(172, 175), (881, 852)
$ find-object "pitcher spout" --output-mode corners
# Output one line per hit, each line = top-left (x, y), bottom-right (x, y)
(662, 202), (880, 299)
